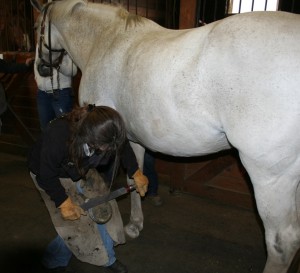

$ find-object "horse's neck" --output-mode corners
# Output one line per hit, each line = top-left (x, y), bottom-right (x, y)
(56, 5), (161, 70)
(56, 19), (93, 70)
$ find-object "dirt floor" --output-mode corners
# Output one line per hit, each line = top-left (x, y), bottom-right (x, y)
(0, 152), (269, 273)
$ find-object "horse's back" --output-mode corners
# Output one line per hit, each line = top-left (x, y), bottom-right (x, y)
(81, 10), (300, 158)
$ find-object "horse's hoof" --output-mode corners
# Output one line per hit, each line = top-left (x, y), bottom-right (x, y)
(124, 223), (140, 239)
(135, 221), (143, 231)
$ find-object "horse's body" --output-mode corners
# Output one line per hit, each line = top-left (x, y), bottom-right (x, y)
(33, 0), (300, 272)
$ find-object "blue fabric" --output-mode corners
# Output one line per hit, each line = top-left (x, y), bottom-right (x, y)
(143, 150), (158, 196)
(37, 88), (73, 130)
(42, 235), (72, 269)
(98, 224), (116, 266)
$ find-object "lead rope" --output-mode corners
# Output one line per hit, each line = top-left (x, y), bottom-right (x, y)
(47, 15), (62, 92)
(56, 65), (61, 90)
(48, 17), (54, 92)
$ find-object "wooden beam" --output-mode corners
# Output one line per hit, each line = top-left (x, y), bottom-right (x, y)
(179, 0), (197, 29)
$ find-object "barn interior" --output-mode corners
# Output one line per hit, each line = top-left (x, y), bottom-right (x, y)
(1, 152), (268, 273)
(1, 0), (300, 273)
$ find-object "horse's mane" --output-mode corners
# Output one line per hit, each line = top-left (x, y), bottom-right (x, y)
(49, 0), (144, 29)
(117, 7), (144, 29)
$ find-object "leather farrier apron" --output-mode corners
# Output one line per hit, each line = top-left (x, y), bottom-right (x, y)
(30, 169), (125, 266)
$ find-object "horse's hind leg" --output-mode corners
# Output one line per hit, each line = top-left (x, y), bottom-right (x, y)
(248, 170), (300, 273)
(124, 142), (145, 239)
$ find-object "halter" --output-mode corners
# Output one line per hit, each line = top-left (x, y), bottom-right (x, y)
(38, 2), (66, 90)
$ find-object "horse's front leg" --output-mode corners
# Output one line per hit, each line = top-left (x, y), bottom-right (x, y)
(124, 142), (145, 239)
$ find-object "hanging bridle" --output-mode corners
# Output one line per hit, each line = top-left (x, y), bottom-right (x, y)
(37, 2), (66, 90)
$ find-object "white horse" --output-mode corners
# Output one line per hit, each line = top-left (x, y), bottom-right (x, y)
(31, 0), (300, 272)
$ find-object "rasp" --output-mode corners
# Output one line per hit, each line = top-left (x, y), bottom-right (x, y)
(80, 184), (136, 211)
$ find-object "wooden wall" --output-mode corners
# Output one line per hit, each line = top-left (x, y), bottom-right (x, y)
(0, 52), (37, 154)
(179, 0), (197, 28)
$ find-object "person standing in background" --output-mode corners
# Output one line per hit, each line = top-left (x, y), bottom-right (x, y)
(143, 149), (163, 206)
(0, 57), (33, 74)
(34, 47), (78, 130)
(0, 57), (34, 133)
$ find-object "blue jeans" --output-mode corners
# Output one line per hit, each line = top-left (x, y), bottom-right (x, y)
(37, 88), (73, 130)
(42, 183), (116, 269)
(143, 150), (159, 196)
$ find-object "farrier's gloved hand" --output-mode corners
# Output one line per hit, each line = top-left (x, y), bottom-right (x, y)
(132, 169), (148, 197)
(59, 197), (85, 220)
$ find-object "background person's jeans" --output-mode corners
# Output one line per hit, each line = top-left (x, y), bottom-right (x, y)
(143, 150), (158, 196)
(37, 88), (73, 130)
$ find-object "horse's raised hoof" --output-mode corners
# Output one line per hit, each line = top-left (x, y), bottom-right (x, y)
(124, 222), (142, 239)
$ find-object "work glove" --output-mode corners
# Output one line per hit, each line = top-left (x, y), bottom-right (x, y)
(59, 197), (86, 220)
(132, 169), (149, 197)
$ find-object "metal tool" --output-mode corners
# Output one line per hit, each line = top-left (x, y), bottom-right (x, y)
(80, 184), (136, 211)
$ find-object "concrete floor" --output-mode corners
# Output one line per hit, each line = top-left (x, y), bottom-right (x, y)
(0, 152), (268, 273)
